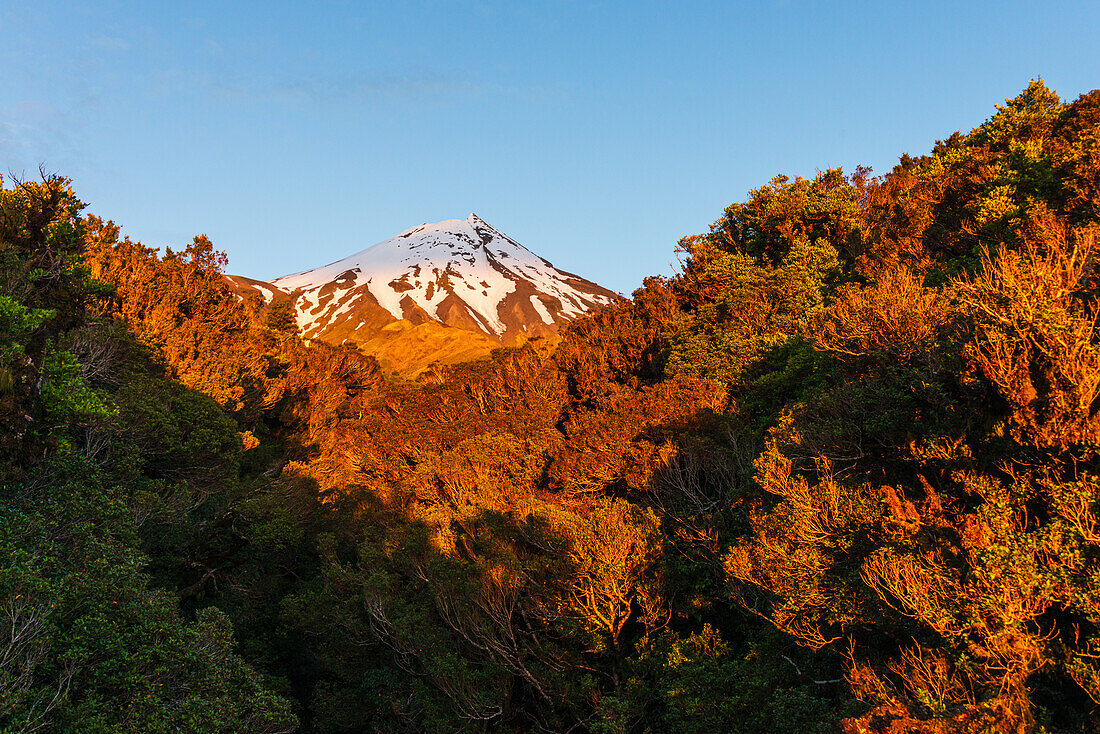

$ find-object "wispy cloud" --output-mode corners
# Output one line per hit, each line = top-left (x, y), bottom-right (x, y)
(275, 75), (479, 104)
(89, 34), (129, 51)
(0, 121), (29, 150)
(0, 99), (88, 178)
(200, 71), (474, 106)
(197, 70), (567, 110)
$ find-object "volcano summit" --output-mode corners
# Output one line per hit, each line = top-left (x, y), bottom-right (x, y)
(226, 214), (619, 375)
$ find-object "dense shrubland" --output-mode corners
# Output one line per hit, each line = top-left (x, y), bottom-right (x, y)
(2, 80), (1100, 732)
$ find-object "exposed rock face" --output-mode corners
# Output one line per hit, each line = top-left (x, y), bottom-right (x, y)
(225, 214), (619, 375)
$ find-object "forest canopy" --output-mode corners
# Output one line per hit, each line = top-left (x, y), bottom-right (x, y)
(2, 80), (1100, 733)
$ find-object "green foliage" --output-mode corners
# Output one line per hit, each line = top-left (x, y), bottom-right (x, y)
(697, 167), (867, 266)
(39, 350), (118, 423)
(282, 524), (528, 732)
(0, 455), (297, 733)
(594, 625), (856, 734)
(666, 234), (839, 383)
(0, 175), (296, 732)
(0, 295), (54, 349)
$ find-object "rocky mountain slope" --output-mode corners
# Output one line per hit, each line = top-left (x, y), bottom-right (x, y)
(226, 214), (619, 375)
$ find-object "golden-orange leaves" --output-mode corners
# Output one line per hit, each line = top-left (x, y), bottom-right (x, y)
(958, 211), (1100, 450)
(810, 266), (955, 365)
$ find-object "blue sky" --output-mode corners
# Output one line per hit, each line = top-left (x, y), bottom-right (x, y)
(3, 1), (1098, 294)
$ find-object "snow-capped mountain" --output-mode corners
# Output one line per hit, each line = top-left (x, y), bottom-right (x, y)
(226, 214), (619, 374)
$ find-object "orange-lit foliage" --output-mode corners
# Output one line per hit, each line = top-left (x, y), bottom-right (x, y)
(83, 215), (381, 437)
(84, 217), (269, 413)
(715, 85), (1100, 733)
(10, 80), (1094, 732)
(809, 266), (956, 366)
(959, 211), (1100, 450)
(563, 498), (661, 646)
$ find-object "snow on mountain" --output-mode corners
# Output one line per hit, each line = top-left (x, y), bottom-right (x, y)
(264, 213), (619, 344)
(225, 215), (620, 375)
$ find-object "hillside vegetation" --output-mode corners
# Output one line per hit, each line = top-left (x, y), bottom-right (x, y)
(2, 81), (1100, 733)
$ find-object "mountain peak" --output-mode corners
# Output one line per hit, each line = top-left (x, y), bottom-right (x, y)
(231, 217), (619, 375)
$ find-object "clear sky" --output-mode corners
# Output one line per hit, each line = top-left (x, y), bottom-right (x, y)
(3, 1), (1098, 294)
